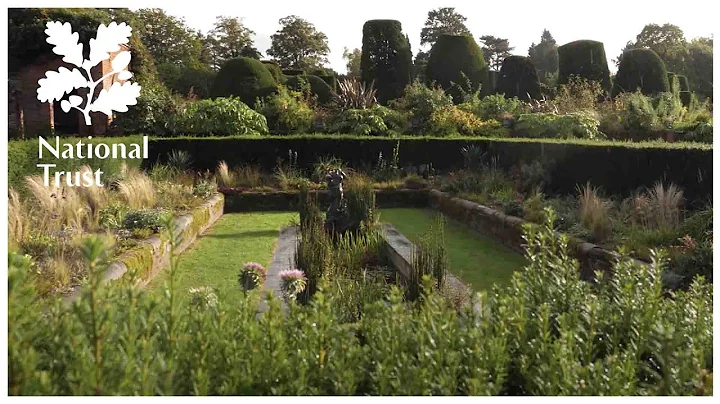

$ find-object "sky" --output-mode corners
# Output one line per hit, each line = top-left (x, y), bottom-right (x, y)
(154, 0), (715, 74)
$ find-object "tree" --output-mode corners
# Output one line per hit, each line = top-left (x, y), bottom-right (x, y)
(360, 20), (412, 103)
(267, 15), (330, 70)
(343, 47), (362, 77)
(686, 37), (713, 99)
(619, 24), (689, 74)
(206, 16), (255, 70)
(528, 29), (558, 85)
(135, 8), (203, 67)
(479, 35), (514, 71)
(612, 48), (669, 96)
(425, 35), (487, 103)
(420, 7), (471, 47)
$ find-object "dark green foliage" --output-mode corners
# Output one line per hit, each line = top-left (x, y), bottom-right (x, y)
(282, 69), (305, 76)
(158, 64), (217, 99)
(613, 49), (669, 96)
(676, 75), (691, 106)
(123, 209), (170, 232)
(666, 72), (676, 90)
(486, 70), (499, 95)
(171, 97), (269, 136)
(143, 136), (712, 203)
(286, 74), (333, 104)
(261, 60), (286, 83)
(360, 20), (413, 104)
(497, 56), (541, 100)
(316, 75), (337, 90)
(425, 35), (488, 103)
(558, 40), (612, 92)
(210, 57), (278, 106)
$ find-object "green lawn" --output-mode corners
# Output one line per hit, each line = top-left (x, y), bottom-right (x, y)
(379, 208), (526, 291)
(149, 211), (298, 302)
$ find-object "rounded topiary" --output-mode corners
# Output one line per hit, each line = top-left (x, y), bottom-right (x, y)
(667, 71), (676, 90)
(261, 60), (286, 84)
(612, 48), (669, 96)
(676, 74), (691, 106)
(497, 56), (541, 100)
(425, 34), (488, 103)
(558, 40), (611, 92)
(286, 74), (333, 104)
(360, 20), (412, 104)
(485, 70), (500, 96)
(210, 57), (278, 106)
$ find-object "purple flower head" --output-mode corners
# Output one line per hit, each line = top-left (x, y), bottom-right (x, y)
(242, 262), (267, 280)
(279, 269), (306, 282)
(239, 262), (267, 291)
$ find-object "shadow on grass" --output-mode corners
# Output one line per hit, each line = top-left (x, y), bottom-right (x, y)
(203, 229), (281, 239)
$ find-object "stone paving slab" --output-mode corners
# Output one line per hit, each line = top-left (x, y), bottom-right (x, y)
(258, 226), (297, 313)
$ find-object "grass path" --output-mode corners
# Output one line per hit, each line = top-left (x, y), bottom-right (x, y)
(379, 208), (526, 291)
(149, 211), (298, 302)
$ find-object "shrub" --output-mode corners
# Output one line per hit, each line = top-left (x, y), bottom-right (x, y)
(459, 94), (530, 121)
(261, 60), (286, 84)
(515, 112), (601, 139)
(172, 97), (269, 136)
(360, 20), (412, 103)
(192, 180), (215, 198)
(613, 48), (669, 96)
(255, 86), (315, 134)
(403, 174), (428, 189)
(113, 82), (180, 136)
(554, 76), (604, 113)
(327, 105), (407, 136)
(158, 64), (217, 99)
(558, 40), (612, 93)
(390, 82), (453, 133)
(496, 56), (541, 101)
(676, 75), (691, 106)
(427, 106), (491, 137)
(209, 57), (278, 106)
(425, 35), (487, 103)
(122, 209), (169, 232)
(286, 74), (333, 105)
(331, 77), (378, 110)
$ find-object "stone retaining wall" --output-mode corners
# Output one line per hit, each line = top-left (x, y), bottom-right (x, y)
(66, 193), (224, 301)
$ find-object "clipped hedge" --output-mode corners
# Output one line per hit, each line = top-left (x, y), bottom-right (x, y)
(261, 60), (286, 84)
(286, 74), (333, 104)
(210, 57), (278, 106)
(8, 136), (145, 190)
(146, 136), (712, 203)
(426, 35), (487, 103)
(613, 49), (669, 96)
(558, 40), (611, 92)
(676, 75), (691, 106)
(496, 56), (541, 100)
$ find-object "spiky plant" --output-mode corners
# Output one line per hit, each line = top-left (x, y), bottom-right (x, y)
(167, 149), (194, 171)
(577, 182), (612, 241)
(238, 262), (267, 291)
(648, 182), (684, 231)
(216, 161), (235, 188)
(279, 269), (307, 303)
(331, 77), (378, 110)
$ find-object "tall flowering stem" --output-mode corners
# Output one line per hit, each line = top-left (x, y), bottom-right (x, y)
(279, 269), (307, 303)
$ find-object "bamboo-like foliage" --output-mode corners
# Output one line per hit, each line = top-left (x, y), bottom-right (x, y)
(408, 213), (448, 300)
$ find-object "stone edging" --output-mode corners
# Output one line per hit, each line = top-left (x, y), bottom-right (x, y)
(427, 189), (645, 280)
(65, 193), (225, 301)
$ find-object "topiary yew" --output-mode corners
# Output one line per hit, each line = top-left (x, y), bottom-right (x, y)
(210, 57), (278, 106)
(676, 74), (691, 106)
(612, 48), (669, 96)
(360, 20), (412, 104)
(286, 74), (333, 104)
(558, 40), (611, 93)
(497, 56), (541, 100)
(261, 60), (286, 84)
(425, 34), (488, 103)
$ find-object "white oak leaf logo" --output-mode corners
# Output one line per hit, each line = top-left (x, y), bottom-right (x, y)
(86, 22), (132, 69)
(90, 82), (141, 115)
(37, 67), (87, 102)
(36, 20), (141, 126)
(44, 21), (84, 67)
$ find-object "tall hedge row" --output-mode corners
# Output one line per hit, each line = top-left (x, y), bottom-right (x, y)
(558, 40), (612, 92)
(496, 56), (541, 100)
(613, 48), (669, 96)
(210, 57), (278, 106)
(360, 20), (412, 104)
(145, 137), (712, 203)
(426, 35), (488, 103)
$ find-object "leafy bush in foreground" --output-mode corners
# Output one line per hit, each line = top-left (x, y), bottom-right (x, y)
(8, 210), (712, 395)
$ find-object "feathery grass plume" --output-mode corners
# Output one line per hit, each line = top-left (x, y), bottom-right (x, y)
(279, 269), (307, 302)
(577, 182), (612, 241)
(117, 171), (156, 209)
(75, 165), (107, 226)
(235, 165), (263, 188)
(8, 188), (28, 247)
(216, 161), (234, 188)
(24, 175), (60, 212)
(58, 186), (91, 230)
(648, 182), (684, 230)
